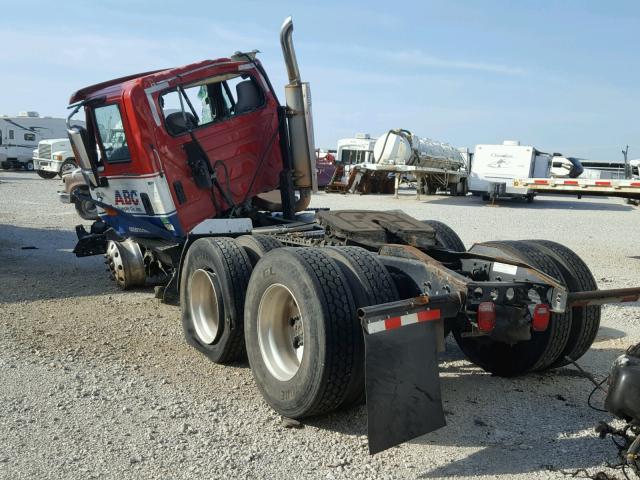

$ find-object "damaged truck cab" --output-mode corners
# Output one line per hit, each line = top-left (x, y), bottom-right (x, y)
(68, 54), (297, 242)
(66, 18), (640, 455)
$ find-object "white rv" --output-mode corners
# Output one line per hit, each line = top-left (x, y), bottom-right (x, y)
(336, 133), (376, 165)
(468, 141), (552, 201)
(0, 112), (69, 171)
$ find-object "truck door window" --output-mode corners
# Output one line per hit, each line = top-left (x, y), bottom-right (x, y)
(160, 74), (265, 136)
(221, 75), (265, 117)
(93, 104), (131, 164)
(160, 85), (215, 136)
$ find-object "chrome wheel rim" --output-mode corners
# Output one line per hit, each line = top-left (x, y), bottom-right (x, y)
(190, 269), (220, 345)
(257, 283), (304, 381)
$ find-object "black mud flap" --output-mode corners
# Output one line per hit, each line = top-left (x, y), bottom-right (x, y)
(364, 320), (446, 454)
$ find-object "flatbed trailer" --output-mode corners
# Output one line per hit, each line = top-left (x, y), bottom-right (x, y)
(513, 177), (640, 200)
(64, 18), (640, 455)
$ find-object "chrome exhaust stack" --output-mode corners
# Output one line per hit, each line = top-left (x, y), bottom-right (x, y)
(280, 16), (317, 194)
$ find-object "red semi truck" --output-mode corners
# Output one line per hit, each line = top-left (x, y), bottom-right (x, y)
(65, 18), (640, 454)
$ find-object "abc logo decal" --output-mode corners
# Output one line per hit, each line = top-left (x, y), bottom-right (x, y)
(114, 189), (140, 206)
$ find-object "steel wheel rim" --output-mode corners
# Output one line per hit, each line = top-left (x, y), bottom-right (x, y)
(106, 241), (125, 286)
(257, 283), (304, 381)
(61, 162), (76, 175)
(190, 269), (220, 345)
(83, 201), (97, 215)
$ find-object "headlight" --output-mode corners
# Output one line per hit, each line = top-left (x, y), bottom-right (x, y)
(53, 154), (63, 161)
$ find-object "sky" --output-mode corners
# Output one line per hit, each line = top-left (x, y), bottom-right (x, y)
(1, 0), (638, 160)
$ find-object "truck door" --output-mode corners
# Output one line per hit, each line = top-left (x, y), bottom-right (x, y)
(157, 71), (281, 231)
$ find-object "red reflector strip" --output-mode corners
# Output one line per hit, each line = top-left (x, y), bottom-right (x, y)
(563, 180), (579, 185)
(368, 309), (441, 334)
(417, 309), (440, 322)
(534, 180), (549, 185)
(632, 182), (640, 187)
(595, 181), (611, 186)
(384, 316), (402, 331)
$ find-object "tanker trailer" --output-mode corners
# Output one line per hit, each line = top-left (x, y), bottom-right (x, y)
(369, 129), (468, 197)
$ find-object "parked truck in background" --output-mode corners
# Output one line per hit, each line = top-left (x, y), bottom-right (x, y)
(57, 168), (98, 220)
(336, 133), (376, 165)
(63, 18), (640, 454)
(0, 112), (69, 171)
(33, 138), (78, 179)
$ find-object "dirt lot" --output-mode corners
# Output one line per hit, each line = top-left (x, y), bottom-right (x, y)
(1, 170), (639, 480)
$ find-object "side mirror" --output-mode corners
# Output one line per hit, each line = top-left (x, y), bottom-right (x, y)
(68, 125), (100, 187)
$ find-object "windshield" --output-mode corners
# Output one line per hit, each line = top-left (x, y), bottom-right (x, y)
(340, 149), (372, 165)
(94, 104), (130, 163)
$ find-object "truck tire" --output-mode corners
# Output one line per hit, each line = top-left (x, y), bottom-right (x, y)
(324, 246), (399, 408)
(235, 234), (282, 266)
(244, 247), (359, 418)
(37, 170), (57, 179)
(74, 197), (99, 220)
(422, 220), (465, 252)
(524, 240), (600, 367)
(24, 161), (34, 171)
(180, 237), (252, 364)
(59, 159), (77, 177)
(453, 240), (572, 376)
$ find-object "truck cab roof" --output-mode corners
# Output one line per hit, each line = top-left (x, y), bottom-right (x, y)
(68, 56), (252, 104)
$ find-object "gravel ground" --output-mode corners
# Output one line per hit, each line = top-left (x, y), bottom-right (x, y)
(1, 171), (639, 480)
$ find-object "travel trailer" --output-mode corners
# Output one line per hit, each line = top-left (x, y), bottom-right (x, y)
(0, 112), (69, 170)
(468, 141), (556, 201)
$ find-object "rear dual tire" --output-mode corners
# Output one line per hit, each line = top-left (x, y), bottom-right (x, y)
(244, 248), (360, 418)
(524, 240), (600, 367)
(324, 246), (399, 407)
(243, 246), (398, 417)
(453, 240), (599, 376)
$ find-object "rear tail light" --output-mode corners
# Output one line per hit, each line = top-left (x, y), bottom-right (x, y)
(477, 302), (496, 333)
(532, 304), (550, 332)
